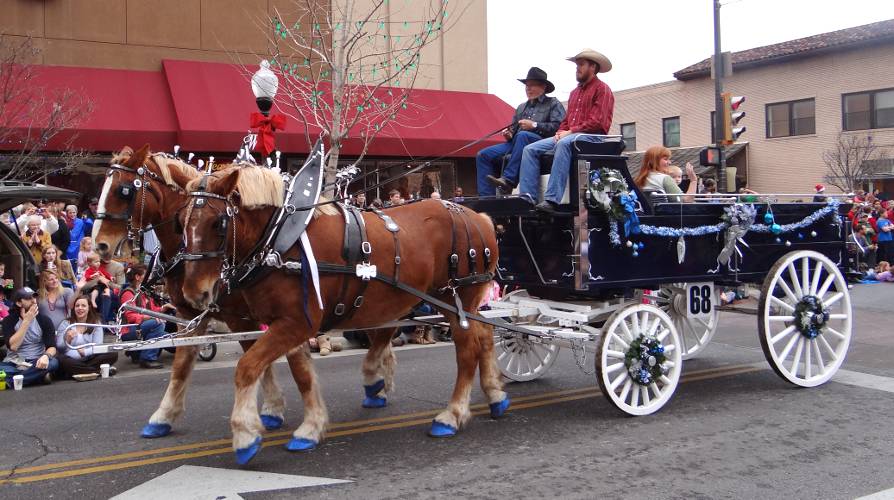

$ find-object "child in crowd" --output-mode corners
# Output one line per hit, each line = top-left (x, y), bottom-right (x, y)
(77, 237), (94, 278)
(82, 252), (111, 308)
(874, 261), (894, 282)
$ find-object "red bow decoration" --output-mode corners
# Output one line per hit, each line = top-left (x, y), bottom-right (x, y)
(250, 112), (287, 157)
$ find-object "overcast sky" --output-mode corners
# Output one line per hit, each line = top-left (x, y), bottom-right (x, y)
(487, 0), (894, 104)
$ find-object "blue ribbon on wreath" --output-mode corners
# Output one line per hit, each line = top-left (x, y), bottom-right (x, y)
(620, 192), (641, 237)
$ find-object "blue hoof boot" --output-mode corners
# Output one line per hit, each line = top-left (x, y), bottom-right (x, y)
(260, 414), (284, 430)
(362, 380), (387, 408)
(235, 437), (263, 465)
(489, 397), (511, 419)
(285, 437), (318, 452)
(428, 420), (457, 438)
(362, 396), (387, 408)
(141, 422), (172, 439)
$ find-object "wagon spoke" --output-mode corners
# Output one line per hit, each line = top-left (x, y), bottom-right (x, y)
(620, 321), (634, 342)
(618, 379), (632, 402)
(646, 315), (661, 337)
(641, 385), (651, 406)
(664, 360), (676, 369)
(631, 313), (641, 336)
(770, 295), (795, 313)
(801, 258), (810, 297)
(768, 315), (795, 323)
(656, 327), (671, 343)
(811, 338), (825, 375)
(810, 260), (823, 296)
(695, 316), (713, 331)
(609, 371), (627, 391)
(776, 277), (800, 304)
(659, 375), (672, 385)
(787, 263), (804, 299)
(818, 335), (837, 360)
(822, 292), (844, 308)
(605, 349), (626, 360)
(816, 274), (836, 300)
(650, 382), (662, 399)
(804, 338), (812, 379)
(790, 337), (805, 377)
(630, 384), (640, 407)
(524, 350), (537, 375)
(778, 331), (801, 362)
(605, 362), (625, 375)
(611, 333), (629, 350)
(824, 327), (847, 340)
(828, 314), (848, 320)
(533, 344), (551, 366)
(770, 325), (797, 345)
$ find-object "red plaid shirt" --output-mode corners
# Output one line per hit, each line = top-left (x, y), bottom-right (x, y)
(559, 76), (614, 134)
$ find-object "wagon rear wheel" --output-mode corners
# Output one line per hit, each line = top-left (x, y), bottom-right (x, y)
(494, 331), (559, 382)
(596, 304), (682, 416)
(758, 250), (851, 387)
(649, 283), (719, 360)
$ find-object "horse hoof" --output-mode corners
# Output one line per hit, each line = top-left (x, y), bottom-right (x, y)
(260, 414), (284, 430)
(362, 380), (387, 408)
(489, 397), (511, 419)
(141, 423), (172, 439)
(285, 437), (318, 452)
(428, 420), (457, 438)
(362, 396), (387, 408)
(235, 437), (263, 465)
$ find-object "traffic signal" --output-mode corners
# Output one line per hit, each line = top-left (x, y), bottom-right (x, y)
(699, 146), (723, 167)
(721, 92), (746, 145)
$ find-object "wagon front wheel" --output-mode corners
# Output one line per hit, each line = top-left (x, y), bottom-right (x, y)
(596, 304), (682, 416)
(494, 331), (559, 382)
(758, 250), (852, 387)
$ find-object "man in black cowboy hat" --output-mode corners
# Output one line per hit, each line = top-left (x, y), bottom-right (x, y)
(476, 67), (566, 196)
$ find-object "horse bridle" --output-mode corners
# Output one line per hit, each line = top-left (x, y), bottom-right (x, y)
(98, 160), (184, 256)
(179, 175), (240, 292)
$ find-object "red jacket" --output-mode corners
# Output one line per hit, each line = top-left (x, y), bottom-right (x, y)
(119, 288), (162, 327)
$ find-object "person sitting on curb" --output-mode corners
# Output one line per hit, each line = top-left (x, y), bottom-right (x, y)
(0, 287), (59, 386)
(55, 294), (119, 381)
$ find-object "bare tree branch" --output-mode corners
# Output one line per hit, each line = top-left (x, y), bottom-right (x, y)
(822, 131), (886, 193)
(0, 34), (94, 182)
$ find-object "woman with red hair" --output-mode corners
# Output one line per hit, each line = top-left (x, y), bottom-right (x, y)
(634, 146), (696, 202)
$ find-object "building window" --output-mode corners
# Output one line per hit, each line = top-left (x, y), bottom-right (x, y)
(662, 116), (680, 147)
(843, 88), (894, 131)
(766, 98), (815, 138)
(620, 123), (636, 151)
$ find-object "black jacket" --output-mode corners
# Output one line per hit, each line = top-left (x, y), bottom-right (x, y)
(2, 309), (56, 351)
(509, 95), (566, 138)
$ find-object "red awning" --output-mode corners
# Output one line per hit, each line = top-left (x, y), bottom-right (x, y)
(163, 59), (512, 157)
(3, 60), (513, 158)
(0, 64), (178, 153)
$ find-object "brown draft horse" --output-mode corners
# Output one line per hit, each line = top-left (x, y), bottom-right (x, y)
(178, 164), (508, 464)
(94, 145), (402, 440)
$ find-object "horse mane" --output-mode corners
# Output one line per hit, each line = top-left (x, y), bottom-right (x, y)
(150, 154), (200, 189)
(186, 165), (284, 209)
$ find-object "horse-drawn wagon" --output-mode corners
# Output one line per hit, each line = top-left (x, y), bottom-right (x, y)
(77, 134), (851, 464)
(461, 137), (852, 416)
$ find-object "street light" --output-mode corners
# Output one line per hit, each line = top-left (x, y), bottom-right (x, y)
(251, 59), (279, 116)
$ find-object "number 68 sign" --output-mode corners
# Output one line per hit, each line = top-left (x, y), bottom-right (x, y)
(686, 282), (715, 318)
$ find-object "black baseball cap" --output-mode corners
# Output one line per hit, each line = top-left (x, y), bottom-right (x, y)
(12, 287), (38, 302)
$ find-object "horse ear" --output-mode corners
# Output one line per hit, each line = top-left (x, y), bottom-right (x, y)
(212, 168), (241, 197)
(128, 144), (151, 167)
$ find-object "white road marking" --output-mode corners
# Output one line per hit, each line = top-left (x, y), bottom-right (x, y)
(856, 487), (894, 499)
(833, 368), (894, 394)
(111, 465), (350, 499)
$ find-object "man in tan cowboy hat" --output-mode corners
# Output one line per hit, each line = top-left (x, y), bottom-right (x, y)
(477, 67), (566, 196)
(517, 48), (615, 214)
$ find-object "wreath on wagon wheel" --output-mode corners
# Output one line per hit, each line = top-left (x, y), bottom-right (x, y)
(588, 168), (640, 246)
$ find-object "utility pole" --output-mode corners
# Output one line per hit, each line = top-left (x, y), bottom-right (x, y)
(713, 0), (727, 192)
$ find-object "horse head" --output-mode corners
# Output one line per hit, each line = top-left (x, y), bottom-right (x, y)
(94, 144), (199, 258)
(179, 167), (245, 309)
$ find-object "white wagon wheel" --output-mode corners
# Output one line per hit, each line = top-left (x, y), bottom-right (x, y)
(492, 289), (559, 382)
(596, 303), (682, 416)
(648, 283), (719, 360)
(758, 250), (852, 387)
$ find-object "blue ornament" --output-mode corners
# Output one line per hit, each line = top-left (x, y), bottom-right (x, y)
(637, 242), (645, 250)
(770, 223), (782, 234)
(763, 212), (774, 224)
(797, 233), (804, 239)
(775, 237), (782, 244)
(632, 251), (639, 257)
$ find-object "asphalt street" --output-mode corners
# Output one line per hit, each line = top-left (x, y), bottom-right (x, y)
(0, 284), (893, 499)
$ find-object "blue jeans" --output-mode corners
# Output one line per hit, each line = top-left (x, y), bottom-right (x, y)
(518, 133), (604, 203)
(121, 319), (166, 361)
(0, 356), (60, 387)
(475, 131), (541, 196)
